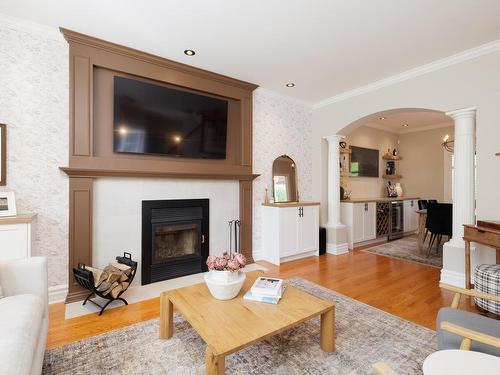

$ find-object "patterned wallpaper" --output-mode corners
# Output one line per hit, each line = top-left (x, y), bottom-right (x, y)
(252, 89), (313, 256)
(0, 20), (69, 287)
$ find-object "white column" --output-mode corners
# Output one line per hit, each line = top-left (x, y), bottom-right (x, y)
(324, 135), (343, 227)
(441, 107), (476, 287)
(323, 135), (348, 255)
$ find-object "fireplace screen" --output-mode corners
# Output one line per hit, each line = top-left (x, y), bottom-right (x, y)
(142, 199), (209, 285)
(152, 222), (200, 264)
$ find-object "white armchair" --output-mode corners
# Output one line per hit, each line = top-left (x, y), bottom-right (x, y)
(0, 257), (48, 375)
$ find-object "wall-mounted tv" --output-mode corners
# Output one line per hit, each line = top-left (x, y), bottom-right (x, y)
(350, 146), (379, 177)
(113, 76), (228, 159)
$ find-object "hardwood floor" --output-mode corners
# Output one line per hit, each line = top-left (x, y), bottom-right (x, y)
(47, 248), (477, 349)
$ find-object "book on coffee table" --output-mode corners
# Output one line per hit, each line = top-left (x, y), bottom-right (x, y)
(250, 277), (284, 297)
(243, 286), (286, 304)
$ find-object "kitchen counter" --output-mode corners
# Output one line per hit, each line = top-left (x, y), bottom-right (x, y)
(341, 197), (420, 203)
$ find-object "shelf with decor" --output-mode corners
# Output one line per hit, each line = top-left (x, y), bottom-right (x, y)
(340, 148), (352, 154)
(382, 154), (402, 161)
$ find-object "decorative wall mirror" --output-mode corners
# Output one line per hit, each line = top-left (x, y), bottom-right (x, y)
(272, 155), (298, 203)
(0, 124), (5, 186)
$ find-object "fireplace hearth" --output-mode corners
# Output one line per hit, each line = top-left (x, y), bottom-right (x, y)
(142, 199), (209, 285)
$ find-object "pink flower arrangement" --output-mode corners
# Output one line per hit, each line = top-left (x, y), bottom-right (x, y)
(206, 251), (247, 272)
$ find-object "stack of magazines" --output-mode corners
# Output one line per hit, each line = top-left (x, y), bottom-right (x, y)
(243, 276), (285, 304)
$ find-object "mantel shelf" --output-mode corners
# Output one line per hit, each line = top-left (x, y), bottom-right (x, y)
(60, 167), (259, 181)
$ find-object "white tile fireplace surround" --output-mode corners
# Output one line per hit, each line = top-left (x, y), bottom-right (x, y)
(66, 177), (268, 318)
(93, 178), (240, 285)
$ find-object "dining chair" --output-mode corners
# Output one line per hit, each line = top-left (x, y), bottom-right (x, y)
(417, 199), (428, 210)
(426, 203), (452, 257)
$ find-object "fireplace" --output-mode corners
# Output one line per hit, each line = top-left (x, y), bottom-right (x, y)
(142, 199), (209, 285)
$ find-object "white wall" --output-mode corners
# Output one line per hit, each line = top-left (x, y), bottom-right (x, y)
(252, 89), (313, 259)
(313, 49), (500, 277)
(0, 17), (68, 288)
(93, 178), (239, 286)
(398, 126), (454, 202)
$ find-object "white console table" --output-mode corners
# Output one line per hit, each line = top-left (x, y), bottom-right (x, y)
(0, 214), (36, 260)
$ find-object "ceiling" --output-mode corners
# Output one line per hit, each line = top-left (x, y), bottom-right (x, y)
(363, 110), (452, 134)
(2, 0), (500, 104)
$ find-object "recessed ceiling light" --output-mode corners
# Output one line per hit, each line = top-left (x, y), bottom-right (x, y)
(379, 116), (386, 120)
(285, 83), (295, 88)
(402, 123), (409, 127)
(184, 49), (195, 56)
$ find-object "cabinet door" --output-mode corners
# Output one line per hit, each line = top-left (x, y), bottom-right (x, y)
(279, 207), (300, 257)
(363, 202), (376, 240)
(299, 206), (319, 252)
(0, 224), (29, 261)
(352, 203), (365, 243)
(410, 200), (419, 231)
(403, 200), (412, 232)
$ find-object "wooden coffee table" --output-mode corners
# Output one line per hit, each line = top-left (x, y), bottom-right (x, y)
(160, 270), (335, 375)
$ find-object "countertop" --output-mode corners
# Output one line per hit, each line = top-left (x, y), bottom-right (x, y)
(341, 197), (420, 203)
(262, 201), (320, 207)
(0, 213), (37, 224)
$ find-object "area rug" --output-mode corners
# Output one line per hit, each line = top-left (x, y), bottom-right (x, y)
(43, 278), (436, 375)
(362, 236), (442, 268)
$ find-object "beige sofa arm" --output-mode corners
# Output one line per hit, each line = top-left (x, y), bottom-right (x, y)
(0, 257), (48, 313)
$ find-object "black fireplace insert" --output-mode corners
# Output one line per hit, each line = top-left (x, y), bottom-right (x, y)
(142, 199), (209, 285)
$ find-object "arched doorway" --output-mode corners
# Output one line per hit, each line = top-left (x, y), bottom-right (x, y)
(323, 107), (476, 288)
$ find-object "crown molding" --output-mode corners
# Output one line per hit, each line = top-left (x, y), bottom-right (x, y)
(254, 87), (313, 109)
(364, 121), (453, 135)
(0, 12), (61, 41)
(313, 38), (500, 109)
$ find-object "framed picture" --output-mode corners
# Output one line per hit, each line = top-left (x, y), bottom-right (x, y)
(0, 191), (16, 217)
(0, 124), (5, 186)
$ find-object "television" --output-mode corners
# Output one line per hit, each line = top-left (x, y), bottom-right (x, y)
(350, 146), (379, 177)
(113, 76), (229, 159)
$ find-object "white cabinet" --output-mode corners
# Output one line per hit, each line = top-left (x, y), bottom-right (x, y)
(262, 203), (319, 265)
(0, 214), (36, 261)
(403, 199), (419, 233)
(341, 202), (376, 249)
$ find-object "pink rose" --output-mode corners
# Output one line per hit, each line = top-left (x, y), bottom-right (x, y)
(234, 253), (247, 267)
(215, 256), (228, 270)
(227, 259), (240, 271)
(206, 255), (216, 270)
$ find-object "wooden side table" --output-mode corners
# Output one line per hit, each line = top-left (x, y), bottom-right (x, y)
(463, 222), (500, 289)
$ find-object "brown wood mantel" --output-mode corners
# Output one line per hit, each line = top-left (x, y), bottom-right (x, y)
(61, 28), (258, 303)
(60, 167), (259, 181)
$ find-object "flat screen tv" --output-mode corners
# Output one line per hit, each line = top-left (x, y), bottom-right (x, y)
(350, 146), (379, 177)
(113, 76), (228, 159)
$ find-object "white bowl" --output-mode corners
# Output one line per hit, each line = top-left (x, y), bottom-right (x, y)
(204, 271), (246, 300)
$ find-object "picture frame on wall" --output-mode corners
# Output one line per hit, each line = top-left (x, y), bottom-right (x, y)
(0, 124), (5, 186)
(0, 191), (16, 217)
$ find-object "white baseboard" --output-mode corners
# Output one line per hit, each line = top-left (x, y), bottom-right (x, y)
(440, 269), (465, 288)
(48, 284), (68, 304)
(327, 242), (349, 255)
